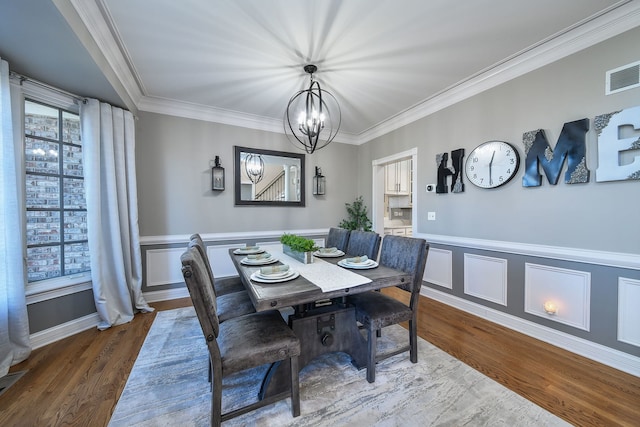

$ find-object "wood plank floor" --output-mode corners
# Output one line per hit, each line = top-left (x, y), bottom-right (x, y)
(1, 294), (639, 426)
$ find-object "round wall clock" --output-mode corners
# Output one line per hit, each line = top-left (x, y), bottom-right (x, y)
(465, 140), (520, 189)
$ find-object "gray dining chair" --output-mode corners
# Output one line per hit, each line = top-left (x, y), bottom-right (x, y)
(190, 234), (246, 296)
(348, 235), (428, 383)
(325, 227), (350, 252)
(181, 246), (301, 427)
(345, 230), (381, 260)
(188, 235), (255, 322)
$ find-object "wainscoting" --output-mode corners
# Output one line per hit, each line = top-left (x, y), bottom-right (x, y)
(419, 232), (640, 377)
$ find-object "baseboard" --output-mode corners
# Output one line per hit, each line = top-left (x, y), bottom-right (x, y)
(422, 287), (640, 378)
(143, 287), (189, 303)
(29, 312), (101, 350)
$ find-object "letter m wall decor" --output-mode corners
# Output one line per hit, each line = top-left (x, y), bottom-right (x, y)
(522, 119), (590, 187)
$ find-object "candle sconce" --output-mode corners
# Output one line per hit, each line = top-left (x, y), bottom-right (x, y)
(313, 166), (326, 195)
(211, 156), (225, 191)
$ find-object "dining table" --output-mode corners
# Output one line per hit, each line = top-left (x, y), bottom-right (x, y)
(228, 245), (412, 399)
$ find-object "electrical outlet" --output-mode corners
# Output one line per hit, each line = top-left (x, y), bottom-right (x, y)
(427, 212), (436, 221)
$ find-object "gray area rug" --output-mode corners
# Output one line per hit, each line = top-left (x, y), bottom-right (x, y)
(109, 307), (569, 426)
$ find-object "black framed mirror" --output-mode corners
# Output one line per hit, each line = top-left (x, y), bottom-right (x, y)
(234, 146), (305, 206)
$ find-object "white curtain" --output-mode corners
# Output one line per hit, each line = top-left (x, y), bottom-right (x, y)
(0, 58), (31, 376)
(80, 99), (153, 330)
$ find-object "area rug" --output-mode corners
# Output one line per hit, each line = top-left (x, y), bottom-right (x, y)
(109, 307), (569, 426)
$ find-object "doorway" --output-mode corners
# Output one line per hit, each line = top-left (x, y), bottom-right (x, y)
(372, 148), (418, 238)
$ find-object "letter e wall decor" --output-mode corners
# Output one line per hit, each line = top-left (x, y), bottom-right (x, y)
(595, 105), (640, 182)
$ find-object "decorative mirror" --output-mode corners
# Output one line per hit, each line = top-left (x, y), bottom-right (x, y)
(234, 146), (305, 206)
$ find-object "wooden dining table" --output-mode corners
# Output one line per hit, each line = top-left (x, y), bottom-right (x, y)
(229, 246), (412, 398)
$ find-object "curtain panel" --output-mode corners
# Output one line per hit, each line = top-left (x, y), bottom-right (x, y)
(80, 99), (153, 330)
(0, 58), (31, 376)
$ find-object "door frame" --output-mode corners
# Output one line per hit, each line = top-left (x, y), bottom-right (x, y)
(372, 148), (418, 236)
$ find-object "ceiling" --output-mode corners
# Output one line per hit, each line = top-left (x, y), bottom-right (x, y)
(1, 0), (638, 144)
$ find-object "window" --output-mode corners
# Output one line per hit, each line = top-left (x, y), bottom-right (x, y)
(24, 99), (90, 283)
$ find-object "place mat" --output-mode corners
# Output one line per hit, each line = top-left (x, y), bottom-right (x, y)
(262, 245), (371, 292)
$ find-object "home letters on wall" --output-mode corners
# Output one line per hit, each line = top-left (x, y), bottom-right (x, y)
(594, 105), (640, 182)
(436, 148), (465, 193)
(522, 118), (590, 187)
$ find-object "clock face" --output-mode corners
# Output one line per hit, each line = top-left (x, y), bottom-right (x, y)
(465, 141), (520, 188)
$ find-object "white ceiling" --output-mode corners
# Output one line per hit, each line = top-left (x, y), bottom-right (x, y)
(2, 0), (639, 144)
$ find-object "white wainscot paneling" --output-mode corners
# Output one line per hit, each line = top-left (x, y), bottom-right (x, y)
(424, 248), (452, 289)
(618, 277), (640, 347)
(207, 243), (246, 278)
(524, 263), (591, 331)
(146, 248), (185, 287)
(464, 254), (508, 305)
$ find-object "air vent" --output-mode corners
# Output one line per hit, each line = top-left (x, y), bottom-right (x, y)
(606, 60), (640, 95)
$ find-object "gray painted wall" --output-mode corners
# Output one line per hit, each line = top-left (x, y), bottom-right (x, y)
(135, 112), (362, 236)
(359, 27), (640, 254)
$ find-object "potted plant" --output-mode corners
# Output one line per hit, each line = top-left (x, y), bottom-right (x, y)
(339, 196), (373, 231)
(280, 233), (318, 264)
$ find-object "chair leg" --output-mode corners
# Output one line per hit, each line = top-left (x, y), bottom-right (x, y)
(290, 356), (300, 417)
(376, 328), (381, 338)
(366, 327), (377, 383)
(409, 319), (418, 363)
(212, 364), (223, 427)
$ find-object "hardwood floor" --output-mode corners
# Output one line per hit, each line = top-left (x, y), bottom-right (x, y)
(1, 294), (638, 426)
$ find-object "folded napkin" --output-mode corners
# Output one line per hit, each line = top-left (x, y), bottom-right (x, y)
(319, 247), (338, 253)
(247, 252), (271, 260)
(244, 245), (259, 250)
(260, 264), (290, 275)
(345, 255), (368, 263)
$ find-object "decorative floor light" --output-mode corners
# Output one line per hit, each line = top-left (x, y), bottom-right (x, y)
(284, 64), (341, 154)
(244, 152), (264, 184)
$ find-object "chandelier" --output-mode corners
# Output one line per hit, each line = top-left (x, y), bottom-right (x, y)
(244, 152), (264, 184)
(284, 64), (341, 154)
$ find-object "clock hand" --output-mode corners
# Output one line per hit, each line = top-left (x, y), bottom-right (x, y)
(489, 151), (495, 185)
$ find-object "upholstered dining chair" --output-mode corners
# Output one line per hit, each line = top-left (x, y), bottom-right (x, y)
(181, 246), (301, 427)
(190, 234), (245, 296)
(348, 235), (428, 383)
(344, 230), (381, 260)
(325, 227), (350, 252)
(188, 235), (255, 322)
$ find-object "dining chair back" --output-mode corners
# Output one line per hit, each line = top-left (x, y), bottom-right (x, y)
(188, 235), (255, 322)
(348, 235), (428, 382)
(189, 233), (245, 296)
(181, 246), (301, 426)
(345, 230), (381, 260)
(325, 227), (350, 252)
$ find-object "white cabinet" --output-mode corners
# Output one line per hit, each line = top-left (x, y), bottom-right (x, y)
(385, 159), (411, 195)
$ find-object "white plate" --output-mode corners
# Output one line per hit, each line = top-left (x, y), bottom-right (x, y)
(338, 259), (379, 270)
(234, 247), (265, 255)
(255, 269), (291, 279)
(240, 257), (278, 266)
(250, 270), (300, 283)
(313, 249), (345, 258)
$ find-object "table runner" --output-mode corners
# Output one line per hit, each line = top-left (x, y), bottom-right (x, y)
(262, 245), (372, 292)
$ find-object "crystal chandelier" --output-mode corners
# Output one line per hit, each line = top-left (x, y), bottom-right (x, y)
(284, 65), (341, 154)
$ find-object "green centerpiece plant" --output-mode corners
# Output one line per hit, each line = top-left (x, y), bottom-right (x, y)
(280, 233), (318, 264)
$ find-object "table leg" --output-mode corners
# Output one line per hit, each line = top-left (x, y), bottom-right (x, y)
(259, 305), (367, 399)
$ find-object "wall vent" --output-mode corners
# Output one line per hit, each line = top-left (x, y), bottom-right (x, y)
(606, 60), (640, 95)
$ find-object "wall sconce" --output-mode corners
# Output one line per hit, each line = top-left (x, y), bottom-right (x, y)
(211, 156), (225, 191)
(313, 166), (326, 195)
(543, 301), (558, 315)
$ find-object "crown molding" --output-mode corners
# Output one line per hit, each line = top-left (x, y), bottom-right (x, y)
(68, 0), (640, 145)
(356, 0), (640, 144)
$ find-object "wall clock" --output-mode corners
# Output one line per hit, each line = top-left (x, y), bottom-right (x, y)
(465, 140), (520, 188)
